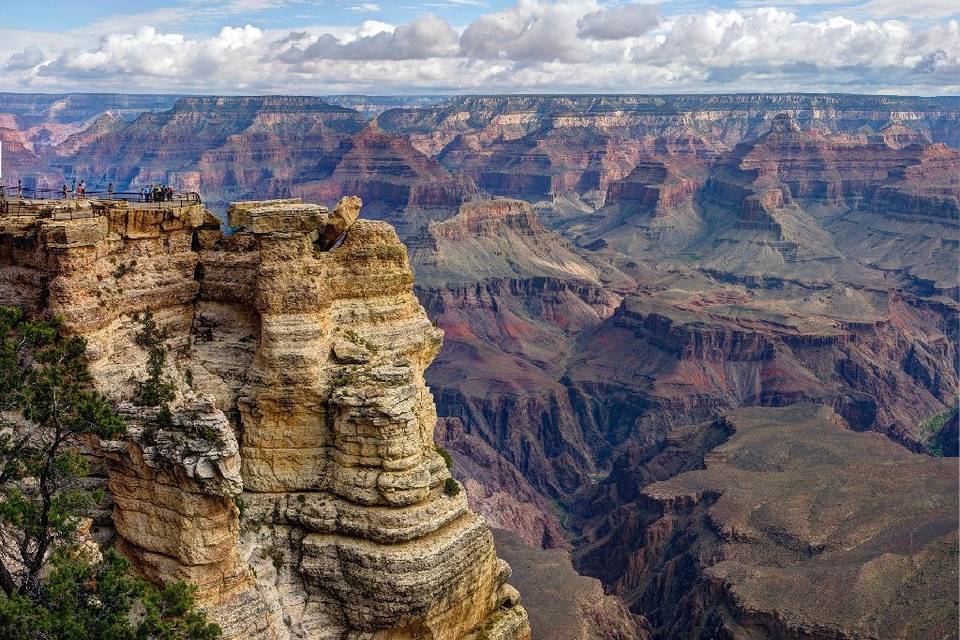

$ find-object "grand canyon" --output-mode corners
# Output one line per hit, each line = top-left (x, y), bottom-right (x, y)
(1, 91), (958, 639)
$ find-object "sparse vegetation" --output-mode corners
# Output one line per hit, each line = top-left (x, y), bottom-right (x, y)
(132, 311), (175, 408)
(435, 446), (453, 470)
(345, 329), (379, 354)
(920, 408), (957, 457)
(156, 403), (174, 428)
(550, 499), (571, 530)
(197, 425), (219, 442)
(0, 306), (219, 639)
(134, 310), (168, 349)
(444, 477), (461, 497)
(112, 259), (137, 279)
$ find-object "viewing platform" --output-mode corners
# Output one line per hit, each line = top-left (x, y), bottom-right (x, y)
(0, 190), (213, 251)
(0, 190), (203, 219)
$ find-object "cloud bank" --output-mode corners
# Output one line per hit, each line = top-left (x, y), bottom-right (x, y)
(2, 0), (958, 94)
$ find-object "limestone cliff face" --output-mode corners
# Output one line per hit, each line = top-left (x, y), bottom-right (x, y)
(0, 197), (530, 640)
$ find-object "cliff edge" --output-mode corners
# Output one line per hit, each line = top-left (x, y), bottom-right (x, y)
(0, 195), (531, 640)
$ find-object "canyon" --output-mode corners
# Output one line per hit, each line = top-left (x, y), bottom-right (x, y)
(1, 92), (958, 639)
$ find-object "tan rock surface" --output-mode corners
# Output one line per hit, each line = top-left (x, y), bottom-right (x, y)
(0, 197), (531, 640)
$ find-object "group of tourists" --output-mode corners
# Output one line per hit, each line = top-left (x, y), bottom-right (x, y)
(4, 179), (182, 204)
(141, 185), (175, 203)
(52, 181), (174, 202)
(59, 179), (87, 199)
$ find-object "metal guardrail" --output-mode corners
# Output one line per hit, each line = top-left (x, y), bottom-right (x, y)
(0, 186), (202, 215)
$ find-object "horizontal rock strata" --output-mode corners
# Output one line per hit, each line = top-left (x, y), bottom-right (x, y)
(0, 196), (530, 640)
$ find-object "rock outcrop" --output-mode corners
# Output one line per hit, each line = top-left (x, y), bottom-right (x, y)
(492, 529), (649, 640)
(0, 195), (530, 640)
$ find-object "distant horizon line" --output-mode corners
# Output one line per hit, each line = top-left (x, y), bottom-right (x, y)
(1, 90), (959, 100)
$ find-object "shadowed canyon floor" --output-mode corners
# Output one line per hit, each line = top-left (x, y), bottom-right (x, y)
(2, 92), (958, 639)
(573, 404), (958, 639)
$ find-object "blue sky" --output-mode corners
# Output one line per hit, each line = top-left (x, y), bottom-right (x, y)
(0, 0), (957, 94)
(0, 0), (508, 32)
(3, 0), (942, 32)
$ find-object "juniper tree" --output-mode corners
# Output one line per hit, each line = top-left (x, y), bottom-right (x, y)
(0, 306), (220, 639)
(0, 306), (124, 595)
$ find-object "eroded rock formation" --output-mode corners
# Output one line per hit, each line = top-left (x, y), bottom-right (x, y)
(0, 196), (530, 640)
(572, 404), (959, 639)
(492, 529), (649, 640)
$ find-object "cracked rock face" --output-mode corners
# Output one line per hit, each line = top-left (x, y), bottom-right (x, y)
(0, 196), (530, 640)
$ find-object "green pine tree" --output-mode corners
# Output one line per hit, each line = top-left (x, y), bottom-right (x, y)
(0, 307), (221, 639)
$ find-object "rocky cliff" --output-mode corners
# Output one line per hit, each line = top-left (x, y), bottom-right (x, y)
(378, 94), (960, 200)
(0, 196), (530, 640)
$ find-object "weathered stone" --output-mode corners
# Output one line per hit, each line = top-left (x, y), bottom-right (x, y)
(318, 195), (362, 249)
(331, 338), (371, 364)
(227, 198), (329, 234)
(0, 196), (530, 640)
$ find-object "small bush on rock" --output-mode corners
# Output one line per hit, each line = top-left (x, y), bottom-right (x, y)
(444, 477), (461, 497)
(133, 312), (174, 408)
(435, 446), (453, 470)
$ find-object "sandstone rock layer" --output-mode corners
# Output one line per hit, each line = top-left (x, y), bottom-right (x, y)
(0, 196), (530, 640)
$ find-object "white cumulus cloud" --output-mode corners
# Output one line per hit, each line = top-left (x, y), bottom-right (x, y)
(5, 46), (46, 71)
(0, 1), (955, 95)
(278, 15), (459, 61)
(577, 2), (660, 40)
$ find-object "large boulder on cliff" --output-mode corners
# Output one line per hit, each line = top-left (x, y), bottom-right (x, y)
(318, 195), (362, 249)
